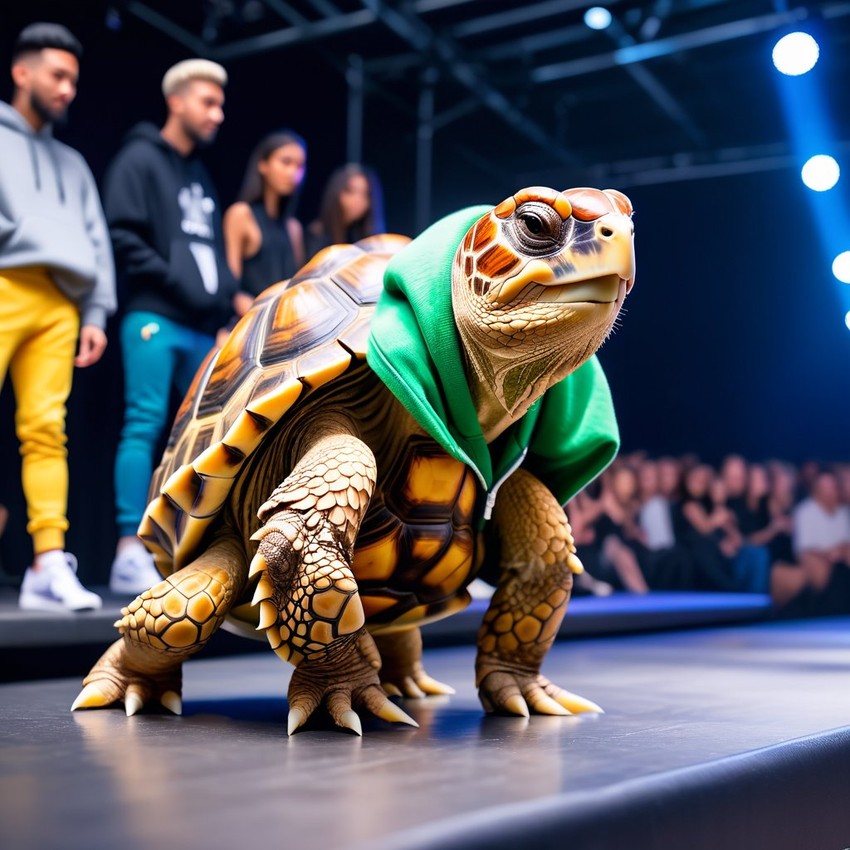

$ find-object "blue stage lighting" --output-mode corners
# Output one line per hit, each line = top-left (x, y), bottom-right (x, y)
(801, 155), (840, 191)
(832, 251), (850, 283)
(584, 7), (612, 31)
(772, 32), (819, 76)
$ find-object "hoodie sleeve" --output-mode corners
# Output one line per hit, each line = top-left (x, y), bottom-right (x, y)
(103, 147), (171, 288)
(76, 155), (116, 329)
(525, 356), (620, 506)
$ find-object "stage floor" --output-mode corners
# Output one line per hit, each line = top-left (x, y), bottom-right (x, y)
(2, 617), (849, 850)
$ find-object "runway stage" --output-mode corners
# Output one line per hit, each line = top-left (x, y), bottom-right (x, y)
(2, 616), (849, 850)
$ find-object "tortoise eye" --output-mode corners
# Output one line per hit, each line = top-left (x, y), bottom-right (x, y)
(519, 212), (545, 235)
(511, 202), (564, 255)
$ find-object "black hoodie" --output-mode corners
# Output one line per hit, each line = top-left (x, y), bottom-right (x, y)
(103, 122), (236, 335)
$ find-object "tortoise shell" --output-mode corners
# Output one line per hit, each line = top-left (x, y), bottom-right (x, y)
(138, 234), (411, 578)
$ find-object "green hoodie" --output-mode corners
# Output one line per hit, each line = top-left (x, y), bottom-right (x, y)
(366, 205), (619, 521)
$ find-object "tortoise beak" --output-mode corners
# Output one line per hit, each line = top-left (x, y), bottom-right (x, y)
(487, 260), (555, 304)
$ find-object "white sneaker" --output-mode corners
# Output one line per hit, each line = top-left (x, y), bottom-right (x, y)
(19, 551), (103, 612)
(467, 578), (496, 600)
(109, 542), (162, 594)
(574, 571), (615, 597)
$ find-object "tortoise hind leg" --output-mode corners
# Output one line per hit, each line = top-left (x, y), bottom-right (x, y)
(249, 417), (417, 734)
(72, 532), (246, 716)
(374, 627), (455, 698)
(475, 468), (603, 717)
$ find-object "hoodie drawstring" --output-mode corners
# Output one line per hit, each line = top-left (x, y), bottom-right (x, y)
(46, 139), (66, 203)
(27, 134), (42, 191)
(24, 129), (66, 203)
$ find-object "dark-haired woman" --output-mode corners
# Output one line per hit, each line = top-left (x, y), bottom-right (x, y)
(306, 163), (385, 258)
(223, 130), (307, 321)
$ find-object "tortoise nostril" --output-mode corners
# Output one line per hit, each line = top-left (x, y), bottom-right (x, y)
(600, 227), (614, 238)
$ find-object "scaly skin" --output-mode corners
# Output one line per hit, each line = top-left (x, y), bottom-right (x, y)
(476, 468), (602, 717)
(375, 628), (455, 698)
(72, 534), (246, 715)
(248, 413), (417, 734)
(73, 187), (634, 734)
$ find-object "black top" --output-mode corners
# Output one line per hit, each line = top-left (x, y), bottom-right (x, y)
(306, 222), (370, 261)
(240, 201), (297, 298)
(728, 495), (770, 536)
(103, 123), (237, 336)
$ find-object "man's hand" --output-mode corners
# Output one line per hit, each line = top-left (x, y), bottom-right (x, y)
(75, 325), (107, 368)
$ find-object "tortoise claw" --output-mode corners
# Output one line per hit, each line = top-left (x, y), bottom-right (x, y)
(529, 693), (570, 716)
(71, 683), (110, 711)
(125, 691), (144, 717)
(248, 551), (268, 579)
(338, 710), (362, 736)
(478, 666), (602, 717)
(160, 690), (183, 715)
(287, 707), (307, 736)
(503, 694), (530, 718)
(551, 689), (604, 715)
(413, 674), (455, 696)
(375, 700), (419, 728)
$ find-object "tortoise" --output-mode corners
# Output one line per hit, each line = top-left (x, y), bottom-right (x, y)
(73, 184), (636, 735)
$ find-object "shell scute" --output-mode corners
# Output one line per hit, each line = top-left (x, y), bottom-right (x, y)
(142, 234), (411, 576)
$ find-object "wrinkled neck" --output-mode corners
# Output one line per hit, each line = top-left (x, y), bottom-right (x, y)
(458, 330), (552, 444)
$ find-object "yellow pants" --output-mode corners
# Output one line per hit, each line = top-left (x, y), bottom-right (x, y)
(0, 267), (79, 555)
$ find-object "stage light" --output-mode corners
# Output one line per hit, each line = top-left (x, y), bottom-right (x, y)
(584, 7), (612, 31)
(832, 251), (850, 283)
(845, 311), (850, 330)
(772, 32), (819, 76)
(801, 155), (840, 191)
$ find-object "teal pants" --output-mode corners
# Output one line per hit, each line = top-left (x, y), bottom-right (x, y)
(114, 311), (214, 537)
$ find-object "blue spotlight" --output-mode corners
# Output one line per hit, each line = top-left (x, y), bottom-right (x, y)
(584, 6), (612, 31)
(832, 252), (850, 283)
(772, 32), (819, 76)
(801, 155), (840, 191)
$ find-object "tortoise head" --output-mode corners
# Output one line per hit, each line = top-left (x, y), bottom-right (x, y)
(451, 185), (635, 439)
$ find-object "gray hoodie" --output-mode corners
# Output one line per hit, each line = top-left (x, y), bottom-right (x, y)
(0, 101), (115, 328)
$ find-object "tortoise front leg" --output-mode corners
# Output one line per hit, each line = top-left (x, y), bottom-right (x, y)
(476, 468), (603, 717)
(250, 417), (417, 735)
(72, 532), (246, 715)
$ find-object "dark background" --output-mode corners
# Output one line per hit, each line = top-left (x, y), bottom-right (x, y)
(1, 0), (849, 582)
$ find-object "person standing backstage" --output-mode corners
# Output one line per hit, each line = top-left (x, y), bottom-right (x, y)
(104, 58), (236, 594)
(1, 23), (116, 612)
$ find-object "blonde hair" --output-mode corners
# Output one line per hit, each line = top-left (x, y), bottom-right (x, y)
(161, 58), (227, 98)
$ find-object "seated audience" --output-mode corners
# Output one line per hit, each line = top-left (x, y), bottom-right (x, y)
(637, 458), (675, 551)
(571, 465), (649, 594)
(760, 461), (807, 607)
(676, 464), (742, 591)
(792, 470), (850, 612)
(720, 454), (752, 531)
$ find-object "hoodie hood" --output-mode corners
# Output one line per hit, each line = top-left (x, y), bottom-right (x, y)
(0, 100), (65, 202)
(122, 121), (195, 179)
(367, 204), (619, 509)
(124, 121), (174, 149)
(101, 119), (237, 335)
(0, 99), (47, 133)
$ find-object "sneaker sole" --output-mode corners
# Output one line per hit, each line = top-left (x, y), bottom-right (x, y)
(109, 576), (156, 595)
(19, 591), (102, 613)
